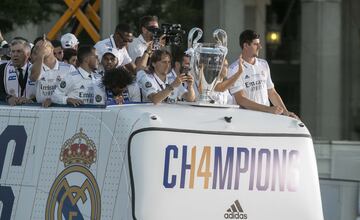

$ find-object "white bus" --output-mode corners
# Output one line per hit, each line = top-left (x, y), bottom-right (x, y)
(0, 103), (323, 220)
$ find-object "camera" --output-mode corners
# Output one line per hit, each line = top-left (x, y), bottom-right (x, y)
(147, 24), (186, 50)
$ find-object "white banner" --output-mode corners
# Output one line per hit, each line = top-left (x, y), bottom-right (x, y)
(130, 129), (323, 220)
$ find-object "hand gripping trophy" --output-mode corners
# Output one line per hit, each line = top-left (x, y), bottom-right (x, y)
(187, 27), (228, 105)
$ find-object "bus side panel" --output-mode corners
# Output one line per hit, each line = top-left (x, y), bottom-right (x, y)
(0, 109), (133, 220)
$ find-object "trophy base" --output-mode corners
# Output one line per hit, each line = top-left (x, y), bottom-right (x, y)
(190, 102), (239, 108)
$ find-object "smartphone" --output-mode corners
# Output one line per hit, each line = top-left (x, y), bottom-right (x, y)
(180, 66), (191, 76)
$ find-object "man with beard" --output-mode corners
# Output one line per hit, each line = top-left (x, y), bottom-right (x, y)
(98, 47), (120, 75)
(51, 46), (105, 106)
(228, 30), (298, 119)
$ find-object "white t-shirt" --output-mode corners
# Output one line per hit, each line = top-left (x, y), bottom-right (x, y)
(127, 34), (147, 61)
(35, 60), (76, 103)
(94, 35), (132, 66)
(137, 70), (187, 103)
(228, 58), (274, 106)
(51, 67), (105, 105)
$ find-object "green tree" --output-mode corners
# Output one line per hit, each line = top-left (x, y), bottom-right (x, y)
(0, 0), (64, 32)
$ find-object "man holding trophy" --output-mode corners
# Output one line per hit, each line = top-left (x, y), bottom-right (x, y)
(227, 30), (298, 119)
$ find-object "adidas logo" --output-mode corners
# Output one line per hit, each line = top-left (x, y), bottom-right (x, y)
(245, 75), (250, 79)
(80, 85), (85, 89)
(224, 200), (248, 219)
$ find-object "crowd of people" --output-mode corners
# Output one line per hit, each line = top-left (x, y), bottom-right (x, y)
(0, 15), (298, 119)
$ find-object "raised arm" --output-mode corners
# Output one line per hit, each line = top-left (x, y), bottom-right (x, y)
(215, 56), (243, 92)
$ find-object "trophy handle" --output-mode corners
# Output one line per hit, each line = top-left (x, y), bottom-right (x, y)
(188, 27), (203, 49)
(187, 28), (203, 88)
(213, 29), (227, 47)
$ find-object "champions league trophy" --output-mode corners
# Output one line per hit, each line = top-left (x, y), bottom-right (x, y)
(187, 27), (228, 105)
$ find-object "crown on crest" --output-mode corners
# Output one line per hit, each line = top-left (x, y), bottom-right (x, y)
(60, 128), (97, 168)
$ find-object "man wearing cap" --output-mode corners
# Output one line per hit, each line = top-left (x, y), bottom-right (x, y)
(51, 46), (105, 106)
(94, 23), (135, 72)
(98, 47), (120, 75)
(60, 33), (79, 50)
(30, 39), (76, 107)
(128, 15), (159, 66)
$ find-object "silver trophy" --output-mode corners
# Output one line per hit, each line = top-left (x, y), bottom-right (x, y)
(187, 27), (228, 104)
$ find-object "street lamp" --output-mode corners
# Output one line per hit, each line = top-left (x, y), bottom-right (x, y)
(266, 12), (281, 59)
(266, 31), (281, 45)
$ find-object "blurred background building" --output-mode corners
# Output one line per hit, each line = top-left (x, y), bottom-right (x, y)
(1, 0), (360, 219)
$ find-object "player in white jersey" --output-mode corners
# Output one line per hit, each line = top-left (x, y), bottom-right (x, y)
(228, 30), (298, 119)
(103, 67), (141, 105)
(51, 46), (105, 106)
(30, 39), (76, 107)
(137, 50), (195, 104)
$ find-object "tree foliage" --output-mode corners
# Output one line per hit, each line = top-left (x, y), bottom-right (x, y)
(0, 0), (65, 32)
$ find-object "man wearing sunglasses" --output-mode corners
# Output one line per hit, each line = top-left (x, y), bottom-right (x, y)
(95, 23), (136, 73)
(128, 15), (159, 66)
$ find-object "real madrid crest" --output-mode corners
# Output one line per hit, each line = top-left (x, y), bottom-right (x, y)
(145, 81), (152, 88)
(60, 81), (66, 88)
(95, 94), (102, 103)
(45, 128), (101, 220)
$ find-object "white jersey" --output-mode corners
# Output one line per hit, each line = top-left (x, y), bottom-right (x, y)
(167, 68), (177, 82)
(126, 82), (142, 102)
(228, 57), (274, 106)
(35, 60), (76, 103)
(94, 35), (132, 66)
(137, 70), (187, 103)
(51, 67), (105, 105)
(127, 34), (147, 61)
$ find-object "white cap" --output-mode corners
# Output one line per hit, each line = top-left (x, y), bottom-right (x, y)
(99, 47), (120, 62)
(60, 33), (79, 49)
